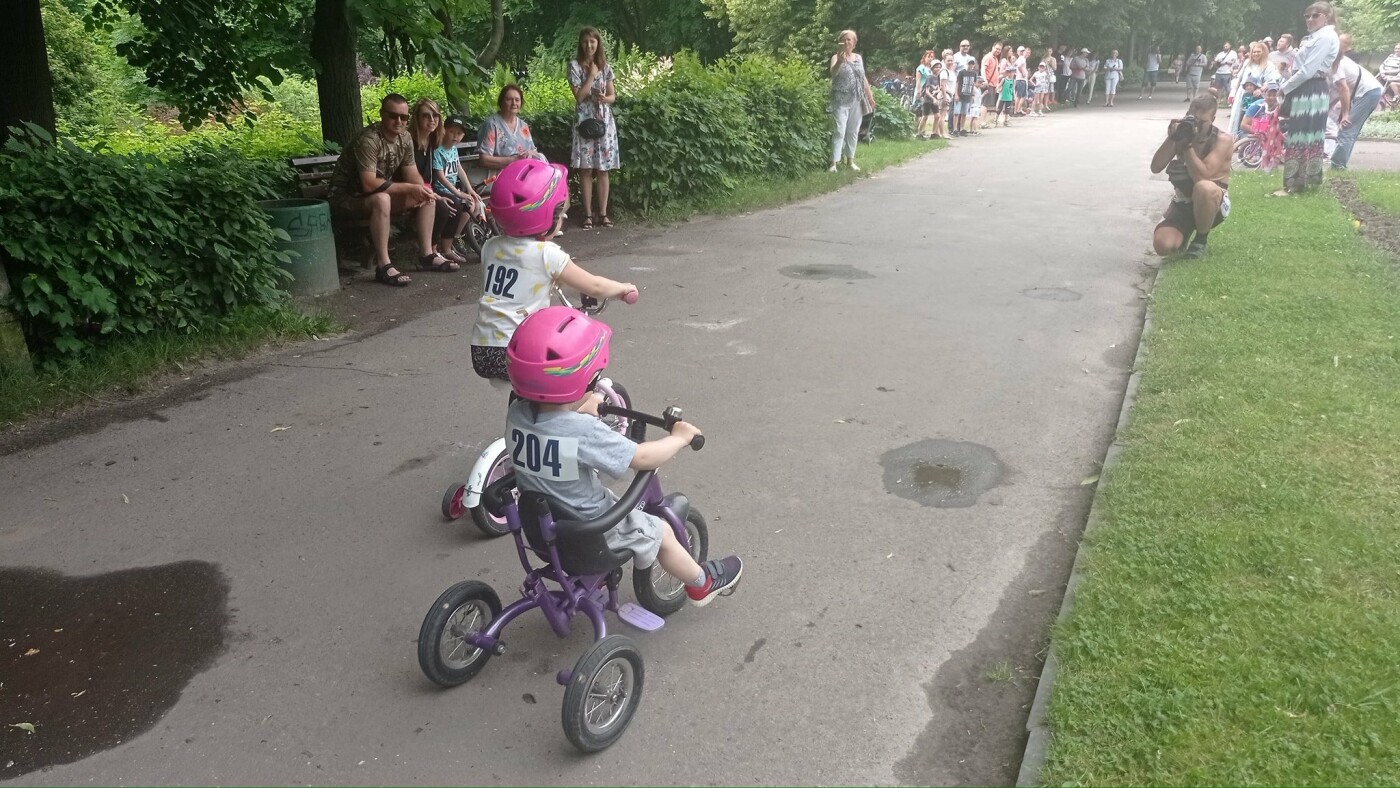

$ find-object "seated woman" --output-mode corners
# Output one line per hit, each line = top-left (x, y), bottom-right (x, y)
(476, 84), (547, 178)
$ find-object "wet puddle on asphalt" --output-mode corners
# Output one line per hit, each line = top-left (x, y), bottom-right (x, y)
(778, 264), (874, 281)
(0, 561), (230, 778)
(880, 440), (1006, 508)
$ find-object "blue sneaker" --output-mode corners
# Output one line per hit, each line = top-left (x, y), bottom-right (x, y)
(687, 556), (743, 607)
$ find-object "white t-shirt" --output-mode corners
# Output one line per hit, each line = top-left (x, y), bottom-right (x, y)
(954, 52), (977, 72)
(1032, 70), (1050, 91)
(1015, 55), (1029, 80)
(1332, 56), (1383, 100)
(471, 236), (571, 347)
(1146, 53), (1161, 71)
(970, 86), (984, 114)
(1214, 50), (1238, 75)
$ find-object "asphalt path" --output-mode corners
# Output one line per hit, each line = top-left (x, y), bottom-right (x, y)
(2, 96), (1183, 785)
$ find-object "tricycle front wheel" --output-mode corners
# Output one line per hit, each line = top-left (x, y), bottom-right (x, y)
(561, 635), (645, 753)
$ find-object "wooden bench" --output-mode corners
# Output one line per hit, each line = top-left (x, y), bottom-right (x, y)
(290, 141), (484, 267)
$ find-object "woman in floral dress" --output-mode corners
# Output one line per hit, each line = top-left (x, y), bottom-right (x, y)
(569, 27), (620, 228)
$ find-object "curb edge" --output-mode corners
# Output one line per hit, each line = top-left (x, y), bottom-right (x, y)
(1014, 265), (1160, 787)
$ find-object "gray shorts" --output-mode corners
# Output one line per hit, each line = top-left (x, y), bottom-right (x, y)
(605, 508), (665, 569)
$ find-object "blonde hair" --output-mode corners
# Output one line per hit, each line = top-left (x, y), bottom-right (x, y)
(410, 97), (440, 152)
(838, 29), (857, 45)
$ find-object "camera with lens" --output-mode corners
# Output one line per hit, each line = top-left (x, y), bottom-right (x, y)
(1171, 115), (1199, 143)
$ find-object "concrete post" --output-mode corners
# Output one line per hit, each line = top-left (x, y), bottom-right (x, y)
(0, 258), (33, 370)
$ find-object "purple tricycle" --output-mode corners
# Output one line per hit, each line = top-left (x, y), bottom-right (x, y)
(417, 404), (708, 752)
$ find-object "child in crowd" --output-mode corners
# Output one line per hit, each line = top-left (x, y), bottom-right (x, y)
(504, 306), (744, 606)
(432, 115), (486, 266)
(955, 60), (978, 136)
(969, 78), (986, 133)
(1032, 63), (1052, 116)
(469, 159), (636, 383)
(997, 74), (1016, 126)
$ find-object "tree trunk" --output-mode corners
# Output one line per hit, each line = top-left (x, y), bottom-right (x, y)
(478, 0), (504, 69)
(0, 0), (56, 147)
(312, 0), (363, 149)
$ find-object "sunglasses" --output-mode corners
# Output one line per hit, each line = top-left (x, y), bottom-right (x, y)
(383, 111), (410, 122)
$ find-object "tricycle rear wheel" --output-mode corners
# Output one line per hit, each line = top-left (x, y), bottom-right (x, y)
(418, 581), (502, 686)
(561, 635), (645, 753)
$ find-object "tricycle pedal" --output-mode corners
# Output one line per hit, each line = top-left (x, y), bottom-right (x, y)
(616, 602), (665, 632)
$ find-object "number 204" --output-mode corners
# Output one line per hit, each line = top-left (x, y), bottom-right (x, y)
(510, 429), (562, 476)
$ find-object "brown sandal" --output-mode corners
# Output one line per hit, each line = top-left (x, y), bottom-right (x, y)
(420, 252), (461, 272)
(375, 264), (412, 287)
(600, 214), (614, 228)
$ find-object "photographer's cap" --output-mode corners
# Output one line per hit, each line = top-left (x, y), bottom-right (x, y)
(444, 114), (468, 131)
(1264, 79), (1281, 91)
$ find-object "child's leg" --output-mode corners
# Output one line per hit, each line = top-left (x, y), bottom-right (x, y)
(656, 525), (704, 584)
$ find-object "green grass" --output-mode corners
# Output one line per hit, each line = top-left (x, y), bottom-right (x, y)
(1361, 109), (1400, 140)
(638, 137), (946, 224)
(0, 305), (337, 428)
(1041, 172), (1400, 785)
(1345, 171), (1400, 217)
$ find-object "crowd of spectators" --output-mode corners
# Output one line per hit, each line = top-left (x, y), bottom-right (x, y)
(327, 27), (624, 286)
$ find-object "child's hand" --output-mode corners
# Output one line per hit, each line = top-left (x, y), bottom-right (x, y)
(613, 282), (637, 301)
(577, 390), (603, 416)
(669, 420), (701, 444)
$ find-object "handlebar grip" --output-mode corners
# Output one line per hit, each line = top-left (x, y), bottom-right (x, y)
(690, 435), (705, 451)
(621, 289), (639, 305)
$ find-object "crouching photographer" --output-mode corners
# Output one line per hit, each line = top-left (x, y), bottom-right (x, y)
(1150, 94), (1235, 259)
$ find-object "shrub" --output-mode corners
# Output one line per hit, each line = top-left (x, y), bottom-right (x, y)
(0, 127), (294, 361)
(612, 52), (761, 212)
(720, 54), (828, 171)
(867, 87), (916, 140)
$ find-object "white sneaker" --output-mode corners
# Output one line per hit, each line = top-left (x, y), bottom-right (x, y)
(849, 162), (861, 172)
(828, 164), (838, 173)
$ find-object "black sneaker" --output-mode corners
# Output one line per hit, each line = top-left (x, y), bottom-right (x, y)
(687, 555), (743, 606)
(1182, 240), (1208, 259)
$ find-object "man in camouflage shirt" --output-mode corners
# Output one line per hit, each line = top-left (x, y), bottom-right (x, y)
(329, 93), (453, 286)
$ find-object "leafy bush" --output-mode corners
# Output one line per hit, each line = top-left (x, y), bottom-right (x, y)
(612, 52), (761, 212)
(867, 87), (916, 140)
(720, 54), (828, 171)
(1123, 64), (1146, 87)
(0, 127), (294, 360)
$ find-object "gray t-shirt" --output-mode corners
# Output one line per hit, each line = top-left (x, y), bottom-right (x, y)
(504, 400), (636, 518)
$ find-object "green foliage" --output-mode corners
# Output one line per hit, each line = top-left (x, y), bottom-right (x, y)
(867, 85), (915, 138)
(41, 0), (151, 134)
(0, 127), (293, 361)
(91, 110), (324, 160)
(612, 52), (761, 212)
(362, 71), (450, 121)
(91, 0), (298, 128)
(720, 54), (829, 170)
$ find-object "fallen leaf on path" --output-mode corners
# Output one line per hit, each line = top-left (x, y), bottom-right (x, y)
(1173, 419), (1193, 427)
(270, 426), (291, 433)
(70, 690), (85, 698)
(9, 723), (35, 734)
(121, 494), (129, 504)
(22, 648), (39, 657)
(1080, 475), (1100, 486)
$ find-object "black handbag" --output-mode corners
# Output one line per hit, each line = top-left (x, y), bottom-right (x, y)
(577, 118), (606, 140)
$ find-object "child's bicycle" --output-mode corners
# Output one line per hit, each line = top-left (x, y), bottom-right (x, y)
(418, 404), (709, 752)
(452, 179), (498, 260)
(1234, 108), (1284, 171)
(441, 287), (637, 536)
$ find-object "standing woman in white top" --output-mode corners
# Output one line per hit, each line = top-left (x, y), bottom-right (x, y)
(1102, 51), (1124, 106)
(828, 29), (874, 173)
(1228, 42), (1280, 136)
(1276, 1), (1340, 195)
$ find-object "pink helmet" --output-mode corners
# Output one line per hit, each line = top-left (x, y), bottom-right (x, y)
(507, 307), (611, 403)
(490, 159), (569, 238)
